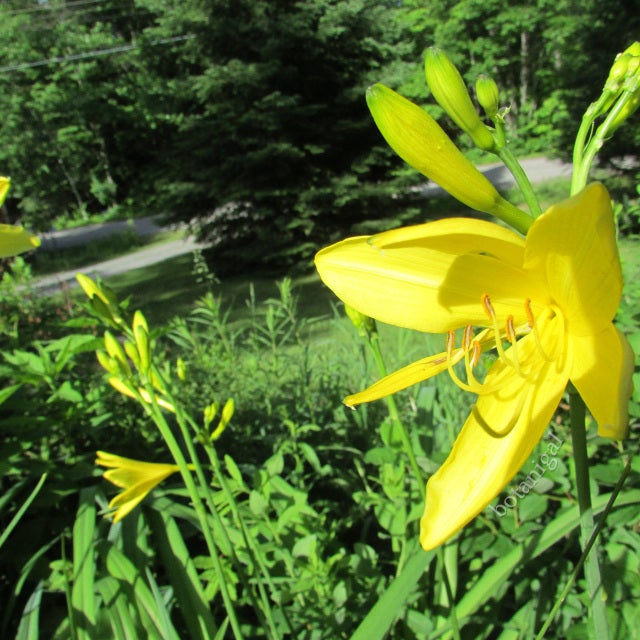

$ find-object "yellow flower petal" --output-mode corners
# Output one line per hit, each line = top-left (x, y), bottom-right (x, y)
(0, 177), (9, 206)
(315, 220), (546, 333)
(525, 183), (621, 336)
(0, 224), (40, 259)
(345, 350), (458, 407)
(570, 325), (634, 439)
(420, 315), (570, 550)
(96, 451), (181, 522)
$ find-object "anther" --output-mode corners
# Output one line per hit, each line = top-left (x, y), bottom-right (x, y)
(463, 325), (474, 350)
(446, 330), (456, 355)
(505, 315), (517, 344)
(470, 340), (481, 368)
(524, 298), (535, 328)
(482, 293), (495, 319)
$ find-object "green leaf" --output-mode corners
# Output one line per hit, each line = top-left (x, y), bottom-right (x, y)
(147, 508), (218, 640)
(101, 541), (180, 640)
(15, 581), (44, 640)
(350, 541), (434, 640)
(72, 487), (97, 639)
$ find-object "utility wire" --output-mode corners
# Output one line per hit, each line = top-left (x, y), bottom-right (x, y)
(3, 0), (114, 16)
(0, 34), (195, 73)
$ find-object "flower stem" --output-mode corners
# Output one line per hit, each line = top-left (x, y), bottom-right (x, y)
(568, 387), (609, 640)
(363, 330), (461, 640)
(368, 331), (425, 501)
(535, 458), (630, 640)
(496, 146), (542, 219)
(146, 396), (245, 640)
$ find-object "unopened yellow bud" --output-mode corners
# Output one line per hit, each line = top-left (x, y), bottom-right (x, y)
(133, 312), (150, 374)
(96, 350), (120, 375)
(211, 399), (234, 441)
(475, 75), (500, 119)
(204, 401), (219, 428)
(425, 48), (495, 151)
(366, 83), (528, 231)
(104, 332), (131, 377)
(176, 357), (186, 381)
(108, 376), (137, 399)
(123, 341), (141, 370)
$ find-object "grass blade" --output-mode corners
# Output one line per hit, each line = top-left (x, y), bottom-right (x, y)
(72, 487), (97, 638)
(350, 542), (434, 640)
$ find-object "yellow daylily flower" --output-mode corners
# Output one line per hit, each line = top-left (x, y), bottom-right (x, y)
(0, 177), (40, 258)
(96, 451), (183, 522)
(315, 183), (634, 550)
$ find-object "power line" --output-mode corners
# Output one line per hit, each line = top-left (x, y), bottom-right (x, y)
(4, 0), (114, 16)
(0, 34), (195, 73)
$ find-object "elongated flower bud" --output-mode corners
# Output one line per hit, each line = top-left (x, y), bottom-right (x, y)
(425, 48), (495, 151)
(366, 84), (529, 232)
(475, 75), (500, 119)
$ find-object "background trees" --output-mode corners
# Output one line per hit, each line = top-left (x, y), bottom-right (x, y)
(0, 0), (639, 271)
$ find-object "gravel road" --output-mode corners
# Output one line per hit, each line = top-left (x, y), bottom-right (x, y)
(31, 157), (572, 296)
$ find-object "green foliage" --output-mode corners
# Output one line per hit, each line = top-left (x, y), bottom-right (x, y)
(1, 255), (639, 637)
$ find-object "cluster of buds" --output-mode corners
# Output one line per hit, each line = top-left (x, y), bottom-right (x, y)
(77, 274), (234, 441)
(593, 42), (640, 133)
(366, 48), (530, 233)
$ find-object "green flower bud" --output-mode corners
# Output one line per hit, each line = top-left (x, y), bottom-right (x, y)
(211, 398), (234, 441)
(104, 331), (132, 377)
(133, 312), (151, 374)
(345, 304), (376, 338)
(96, 350), (120, 376)
(176, 357), (187, 381)
(475, 75), (500, 119)
(366, 83), (529, 232)
(425, 47), (495, 151)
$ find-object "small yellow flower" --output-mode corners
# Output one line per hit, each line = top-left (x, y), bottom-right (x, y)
(315, 183), (633, 550)
(96, 451), (183, 522)
(0, 177), (40, 258)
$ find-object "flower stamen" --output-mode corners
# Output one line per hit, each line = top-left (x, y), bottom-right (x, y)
(447, 329), (501, 394)
(525, 298), (554, 362)
(482, 293), (516, 370)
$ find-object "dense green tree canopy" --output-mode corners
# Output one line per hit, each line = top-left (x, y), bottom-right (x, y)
(0, 0), (638, 270)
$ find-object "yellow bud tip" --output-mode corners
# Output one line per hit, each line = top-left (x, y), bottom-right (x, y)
(425, 47), (495, 152)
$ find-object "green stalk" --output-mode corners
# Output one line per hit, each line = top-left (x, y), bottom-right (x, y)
(362, 329), (460, 639)
(496, 146), (542, 218)
(568, 387), (609, 640)
(172, 407), (280, 639)
(572, 90), (634, 193)
(145, 395), (245, 640)
(189, 418), (289, 639)
(535, 459), (630, 640)
(367, 331), (425, 501)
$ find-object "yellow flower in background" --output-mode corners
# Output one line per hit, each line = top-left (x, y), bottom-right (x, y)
(0, 177), (40, 258)
(96, 451), (184, 522)
(315, 183), (633, 550)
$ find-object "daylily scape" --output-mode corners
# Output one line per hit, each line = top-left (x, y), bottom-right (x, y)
(315, 183), (633, 550)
